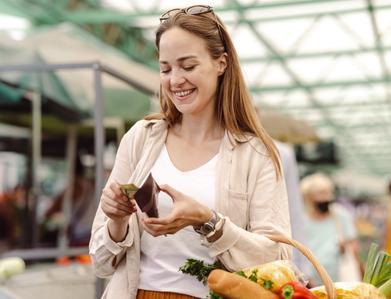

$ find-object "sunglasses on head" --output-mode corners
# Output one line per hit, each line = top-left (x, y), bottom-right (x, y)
(159, 5), (225, 47)
(160, 5), (213, 22)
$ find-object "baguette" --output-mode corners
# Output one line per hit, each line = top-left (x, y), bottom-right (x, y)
(208, 269), (278, 299)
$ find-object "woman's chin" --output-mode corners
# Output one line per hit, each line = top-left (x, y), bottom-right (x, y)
(173, 102), (194, 114)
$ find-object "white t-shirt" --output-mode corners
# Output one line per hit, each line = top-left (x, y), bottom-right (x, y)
(138, 145), (218, 297)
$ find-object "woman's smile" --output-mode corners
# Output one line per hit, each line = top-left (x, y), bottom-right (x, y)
(172, 88), (196, 101)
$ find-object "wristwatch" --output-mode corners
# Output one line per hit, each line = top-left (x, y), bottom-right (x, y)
(194, 210), (224, 241)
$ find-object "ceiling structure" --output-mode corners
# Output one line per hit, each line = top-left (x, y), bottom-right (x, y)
(0, 0), (390, 179)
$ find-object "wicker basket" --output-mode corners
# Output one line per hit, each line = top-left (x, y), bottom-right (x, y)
(266, 233), (337, 299)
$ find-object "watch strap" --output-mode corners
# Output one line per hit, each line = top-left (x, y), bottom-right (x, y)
(194, 210), (220, 236)
(206, 216), (225, 242)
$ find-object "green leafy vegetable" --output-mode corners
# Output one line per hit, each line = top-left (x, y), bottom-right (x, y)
(372, 252), (390, 286)
(363, 242), (391, 297)
(208, 290), (224, 299)
(263, 279), (274, 290)
(179, 258), (223, 285)
(236, 270), (246, 278)
(363, 243), (379, 283)
(248, 269), (258, 282)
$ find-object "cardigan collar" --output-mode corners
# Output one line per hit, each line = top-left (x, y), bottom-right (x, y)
(143, 118), (253, 150)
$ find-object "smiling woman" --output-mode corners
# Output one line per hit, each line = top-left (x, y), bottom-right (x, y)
(89, 5), (291, 299)
(158, 27), (225, 120)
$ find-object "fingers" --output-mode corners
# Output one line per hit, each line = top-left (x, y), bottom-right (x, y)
(110, 182), (126, 199)
(103, 188), (128, 204)
(102, 189), (132, 209)
(101, 182), (136, 220)
(104, 197), (134, 214)
(159, 184), (182, 201)
(144, 215), (174, 226)
(142, 218), (186, 237)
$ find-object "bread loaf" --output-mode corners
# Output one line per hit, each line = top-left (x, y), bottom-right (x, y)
(208, 269), (278, 299)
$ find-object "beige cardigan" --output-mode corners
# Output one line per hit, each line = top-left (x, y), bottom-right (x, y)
(89, 119), (291, 299)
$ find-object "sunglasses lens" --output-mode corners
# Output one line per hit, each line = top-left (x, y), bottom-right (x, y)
(186, 5), (211, 15)
(160, 8), (181, 21)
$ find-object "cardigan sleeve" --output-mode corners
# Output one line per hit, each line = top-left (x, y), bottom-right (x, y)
(204, 152), (292, 272)
(89, 121), (144, 278)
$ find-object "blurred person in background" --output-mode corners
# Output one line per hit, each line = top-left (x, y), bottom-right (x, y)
(0, 185), (26, 252)
(89, 4), (291, 299)
(0, 190), (15, 252)
(44, 154), (96, 247)
(274, 141), (308, 271)
(300, 172), (362, 286)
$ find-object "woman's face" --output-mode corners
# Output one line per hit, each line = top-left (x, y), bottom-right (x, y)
(159, 27), (226, 117)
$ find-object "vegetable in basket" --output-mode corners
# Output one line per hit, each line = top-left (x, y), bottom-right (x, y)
(180, 259), (305, 299)
(310, 242), (391, 299)
(208, 269), (278, 299)
(279, 281), (317, 299)
(179, 258), (223, 285)
(311, 281), (385, 299)
(240, 260), (298, 293)
(362, 243), (391, 295)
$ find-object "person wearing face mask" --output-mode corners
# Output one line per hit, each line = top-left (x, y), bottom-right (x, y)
(300, 172), (362, 286)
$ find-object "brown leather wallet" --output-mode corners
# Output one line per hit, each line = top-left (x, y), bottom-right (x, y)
(134, 173), (160, 218)
(119, 173), (160, 218)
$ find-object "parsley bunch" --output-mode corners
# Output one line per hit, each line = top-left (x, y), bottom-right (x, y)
(179, 258), (223, 285)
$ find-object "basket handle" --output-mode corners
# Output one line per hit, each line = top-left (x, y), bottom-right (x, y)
(266, 233), (337, 299)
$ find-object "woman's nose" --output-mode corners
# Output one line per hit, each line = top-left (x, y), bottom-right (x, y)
(170, 70), (186, 87)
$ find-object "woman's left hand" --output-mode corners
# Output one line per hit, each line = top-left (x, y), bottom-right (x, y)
(142, 184), (213, 237)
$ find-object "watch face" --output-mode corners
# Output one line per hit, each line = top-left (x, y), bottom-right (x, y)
(202, 223), (215, 235)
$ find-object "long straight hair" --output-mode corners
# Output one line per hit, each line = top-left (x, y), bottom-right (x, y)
(149, 10), (282, 178)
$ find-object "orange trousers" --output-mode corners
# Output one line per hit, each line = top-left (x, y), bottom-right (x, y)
(136, 289), (198, 299)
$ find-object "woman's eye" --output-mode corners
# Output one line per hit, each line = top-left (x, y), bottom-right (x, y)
(160, 69), (170, 74)
(184, 66), (195, 71)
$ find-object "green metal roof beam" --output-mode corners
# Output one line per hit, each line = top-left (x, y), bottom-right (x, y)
(44, 3), (391, 26)
(62, 9), (135, 25)
(120, 28), (158, 69)
(223, 0), (352, 10)
(61, 0), (355, 20)
(230, 0), (381, 174)
(311, 121), (388, 130)
(238, 4), (391, 24)
(366, 0), (391, 108)
(4, 0), (71, 25)
(84, 0), (100, 7)
(2, 0), (58, 23)
(250, 75), (391, 92)
(281, 100), (390, 109)
(241, 46), (391, 63)
(34, 0), (69, 9)
(3, 1), (159, 70)
(0, 0), (31, 18)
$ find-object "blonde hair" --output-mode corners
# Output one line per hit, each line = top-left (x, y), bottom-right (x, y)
(300, 173), (334, 200)
(148, 9), (281, 178)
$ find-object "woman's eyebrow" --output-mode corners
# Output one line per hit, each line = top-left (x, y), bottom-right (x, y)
(159, 55), (198, 64)
(177, 55), (198, 62)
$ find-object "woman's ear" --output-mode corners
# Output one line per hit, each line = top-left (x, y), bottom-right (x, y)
(217, 53), (228, 76)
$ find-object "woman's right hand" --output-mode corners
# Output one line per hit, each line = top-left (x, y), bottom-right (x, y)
(101, 181), (137, 223)
(101, 182), (137, 242)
